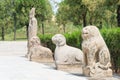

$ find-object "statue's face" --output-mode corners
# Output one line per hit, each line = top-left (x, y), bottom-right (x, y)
(82, 27), (89, 39)
(30, 36), (40, 46)
(29, 8), (35, 18)
(52, 34), (66, 46)
(82, 26), (100, 40)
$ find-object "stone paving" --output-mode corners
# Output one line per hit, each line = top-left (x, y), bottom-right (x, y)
(0, 56), (87, 80)
(0, 41), (87, 80)
(0, 41), (27, 56)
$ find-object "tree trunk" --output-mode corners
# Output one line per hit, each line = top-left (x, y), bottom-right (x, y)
(89, 17), (93, 25)
(42, 22), (44, 35)
(1, 27), (5, 40)
(83, 11), (87, 27)
(26, 23), (29, 40)
(63, 24), (65, 33)
(117, 5), (120, 27)
(99, 21), (102, 29)
(13, 13), (17, 40)
(114, 57), (118, 73)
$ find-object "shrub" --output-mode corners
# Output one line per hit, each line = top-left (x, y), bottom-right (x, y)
(101, 28), (120, 73)
(65, 30), (82, 48)
(38, 34), (55, 52)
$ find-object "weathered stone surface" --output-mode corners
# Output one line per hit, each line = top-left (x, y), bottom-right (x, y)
(88, 77), (119, 80)
(82, 25), (112, 77)
(56, 64), (83, 74)
(27, 7), (38, 57)
(52, 34), (84, 74)
(27, 8), (53, 63)
(28, 7), (38, 39)
(28, 36), (53, 63)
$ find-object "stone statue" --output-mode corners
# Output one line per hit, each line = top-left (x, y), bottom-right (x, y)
(27, 8), (53, 63)
(28, 36), (53, 63)
(52, 34), (84, 74)
(27, 8), (38, 56)
(82, 25), (112, 77)
(28, 7), (38, 39)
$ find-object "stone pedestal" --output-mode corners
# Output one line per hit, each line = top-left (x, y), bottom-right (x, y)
(83, 66), (112, 77)
(56, 64), (83, 74)
(88, 77), (119, 80)
(30, 55), (53, 63)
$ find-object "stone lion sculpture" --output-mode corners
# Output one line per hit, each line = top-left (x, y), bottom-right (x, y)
(28, 36), (53, 63)
(52, 34), (84, 73)
(82, 25), (112, 77)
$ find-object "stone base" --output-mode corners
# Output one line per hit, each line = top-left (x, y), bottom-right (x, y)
(30, 56), (54, 63)
(56, 64), (83, 74)
(83, 67), (113, 77)
(88, 77), (119, 80)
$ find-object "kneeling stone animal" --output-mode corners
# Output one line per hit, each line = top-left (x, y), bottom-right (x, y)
(52, 34), (84, 65)
(28, 36), (53, 63)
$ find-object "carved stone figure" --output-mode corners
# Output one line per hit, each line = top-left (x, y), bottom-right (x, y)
(28, 36), (53, 63)
(27, 8), (38, 56)
(82, 25), (112, 77)
(27, 8), (53, 63)
(28, 7), (38, 39)
(52, 34), (84, 74)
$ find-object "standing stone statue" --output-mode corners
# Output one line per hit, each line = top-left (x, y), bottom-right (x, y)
(27, 8), (53, 63)
(52, 34), (84, 74)
(27, 8), (38, 56)
(82, 25), (112, 77)
(28, 7), (37, 39)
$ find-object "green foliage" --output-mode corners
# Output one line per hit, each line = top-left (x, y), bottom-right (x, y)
(56, 0), (119, 27)
(0, 0), (53, 40)
(0, 26), (27, 41)
(56, 0), (87, 26)
(56, 1), (70, 25)
(64, 30), (82, 48)
(38, 34), (55, 52)
(101, 28), (120, 68)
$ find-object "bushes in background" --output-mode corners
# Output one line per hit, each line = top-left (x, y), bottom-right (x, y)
(38, 30), (82, 52)
(101, 28), (120, 73)
(38, 34), (55, 52)
(38, 28), (120, 73)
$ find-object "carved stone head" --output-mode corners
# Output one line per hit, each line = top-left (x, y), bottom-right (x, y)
(29, 36), (41, 47)
(52, 34), (66, 46)
(29, 7), (35, 18)
(82, 25), (100, 40)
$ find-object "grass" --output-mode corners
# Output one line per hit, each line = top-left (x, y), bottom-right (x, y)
(0, 27), (27, 41)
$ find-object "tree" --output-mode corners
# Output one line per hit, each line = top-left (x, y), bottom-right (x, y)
(103, 0), (119, 27)
(56, 0), (120, 28)
(0, 0), (12, 40)
(0, 0), (53, 40)
(56, 2), (70, 33)
(17, 0), (53, 35)
(117, 5), (120, 27)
